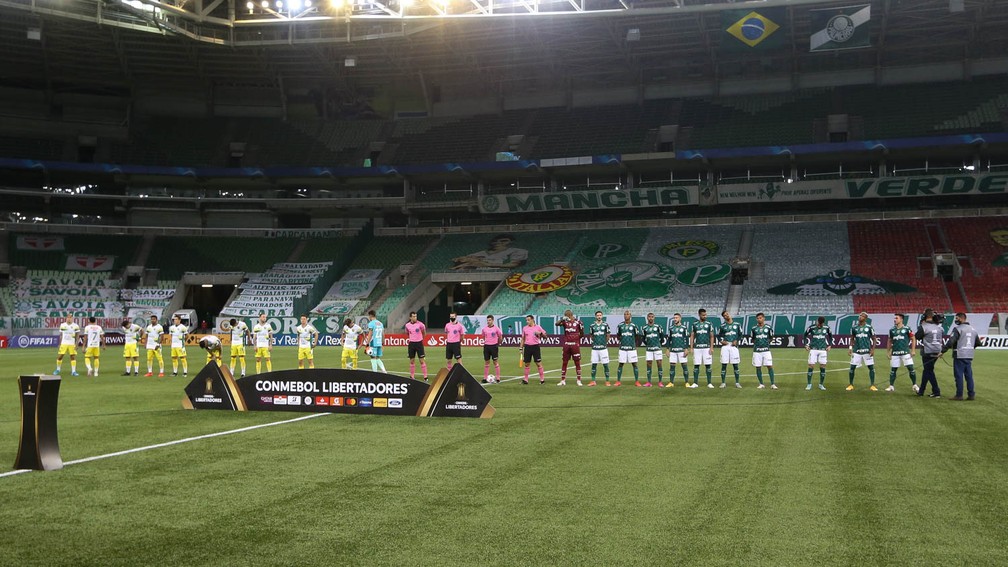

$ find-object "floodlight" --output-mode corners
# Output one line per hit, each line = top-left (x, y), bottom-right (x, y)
(261, 0), (269, 7)
(400, 0), (414, 8)
(290, 0), (302, 9)
(275, 0), (283, 8)
(247, 1), (254, 8)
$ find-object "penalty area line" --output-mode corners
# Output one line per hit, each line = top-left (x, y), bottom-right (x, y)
(0, 412), (329, 480)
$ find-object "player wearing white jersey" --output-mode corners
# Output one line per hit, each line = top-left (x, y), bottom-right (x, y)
(54, 314), (81, 376)
(83, 317), (105, 377)
(141, 315), (165, 377)
(121, 318), (143, 376)
(341, 318), (364, 370)
(168, 315), (189, 376)
(252, 313), (274, 374)
(296, 315), (319, 370)
(226, 318), (251, 377)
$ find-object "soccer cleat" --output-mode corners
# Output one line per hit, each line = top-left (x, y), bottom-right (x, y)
(708, 383), (715, 389)
(950, 396), (963, 401)
(145, 372), (153, 377)
(93, 372), (98, 377)
(735, 383), (742, 389)
(757, 384), (766, 389)
(539, 379), (545, 385)
(966, 395), (975, 401)
(604, 381), (611, 387)
(634, 381), (643, 387)
(912, 384), (920, 394)
(719, 383), (726, 389)
(587, 381), (597, 387)
(71, 372), (79, 376)
(576, 380), (583, 387)
(557, 380), (566, 387)
(885, 385), (895, 392)
(53, 369), (61, 375)
(928, 393), (941, 398)
(643, 382), (652, 388)
(614, 381), (622, 387)
(689, 383), (699, 389)
(122, 371), (130, 376)
(805, 384), (813, 391)
(241, 373), (246, 378)
(158, 372), (165, 377)
(818, 384), (826, 391)
(86, 369), (92, 377)
(869, 385), (878, 391)
(173, 372), (178, 377)
(482, 379), (490, 384)
(521, 380), (529, 385)
(846, 384), (855, 391)
(183, 373), (187, 377)
(770, 384), (779, 390)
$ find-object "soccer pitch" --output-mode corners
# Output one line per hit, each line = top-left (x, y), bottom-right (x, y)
(1, 346), (1005, 566)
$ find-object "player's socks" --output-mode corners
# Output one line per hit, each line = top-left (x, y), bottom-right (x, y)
(377, 360), (386, 373)
(256, 361), (261, 373)
(266, 360), (272, 372)
(705, 365), (712, 384)
(182, 361), (188, 374)
(172, 361), (178, 373)
(657, 368), (663, 383)
(494, 362), (499, 379)
(574, 360), (582, 380)
(538, 366), (545, 381)
(819, 368), (826, 385)
(889, 368), (897, 385)
(423, 361), (430, 378)
(591, 363), (597, 380)
(669, 365), (676, 381)
(733, 364), (740, 382)
(125, 362), (132, 373)
(768, 368), (775, 385)
(681, 364), (688, 383)
(524, 366), (530, 380)
(868, 365), (875, 384)
(240, 360), (246, 375)
(94, 360), (99, 373)
(371, 359), (379, 372)
(756, 368), (764, 384)
(633, 365), (639, 380)
(412, 361), (418, 379)
(603, 365), (610, 379)
(646, 367), (652, 382)
(561, 360), (568, 381)
(908, 366), (917, 385)
(720, 365), (727, 383)
(617, 366), (623, 381)
(85, 361), (93, 374)
(693, 366), (700, 383)
(849, 366), (856, 385)
(806, 368), (813, 386)
(482, 362), (489, 380)
(71, 361), (77, 373)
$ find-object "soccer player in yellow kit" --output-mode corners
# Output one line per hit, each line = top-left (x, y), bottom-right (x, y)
(168, 315), (189, 376)
(83, 317), (105, 377)
(54, 314), (81, 376)
(142, 315), (165, 377)
(252, 313), (274, 374)
(121, 318), (143, 376)
(296, 315), (319, 370)
(341, 318), (364, 370)
(227, 318), (251, 377)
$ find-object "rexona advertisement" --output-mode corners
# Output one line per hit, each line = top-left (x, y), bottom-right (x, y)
(183, 363), (494, 419)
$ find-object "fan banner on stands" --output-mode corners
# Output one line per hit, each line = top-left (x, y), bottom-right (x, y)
(127, 307), (164, 322)
(810, 4), (871, 52)
(183, 363), (494, 418)
(121, 288), (175, 303)
(64, 254), (116, 271)
(478, 187), (698, 214)
(310, 300), (359, 316)
(321, 269), (384, 300)
(16, 235), (64, 251)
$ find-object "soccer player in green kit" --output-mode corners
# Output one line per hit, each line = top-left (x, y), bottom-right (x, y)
(804, 316), (832, 390)
(665, 313), (691, 387)
(588, 310), (611, 387)
(641, 312), (666, 387)
(718, 310), (744, 388)
(690, 308), (715, 388)
(750, 312), (777, 389)
(616, 310), (642, 387)
(847, 311), (878, 391)
(886, 313), (918, 392)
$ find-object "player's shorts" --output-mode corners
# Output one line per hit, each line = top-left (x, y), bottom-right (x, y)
(84, 346), (100, 358)
(298, 347), (314, 360)
(618, 349), (638, 364)
(850, 353), (874, 367)
(341, 348), (358, 368)
(171, 347), (187, 358)
(255, 346), (271, 359)
(123, 344), (138, 358)
(693, 347), (712, 366)
(720, 345), (741, 365)
(483, 345), (499, 361)
(562, 343), (581, 361)
(668, 351), (688, 364)
(890, 354), (913, 368)
(369, 346), (383, 358)
(408, 341), (425, 359)
(145, 344), (161, 353)
(522, 345), (542, 364)
(591, 349), (610, 364)
(57, 344), (76, 356)
(752, 351), (774, 367)
(808, 349), (828, 365)
(230, 345), (246, 357)
(645, 349), (663, 362)
(445, 342), (462, 360)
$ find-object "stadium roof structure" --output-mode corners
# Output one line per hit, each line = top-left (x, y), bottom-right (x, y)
(0, 0), (1005, 101)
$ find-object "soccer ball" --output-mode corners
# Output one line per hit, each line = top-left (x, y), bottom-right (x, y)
(487, 374), (496, 383)
(365, 346), (372, 356)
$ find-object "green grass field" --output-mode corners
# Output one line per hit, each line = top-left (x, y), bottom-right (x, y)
(0, 345), (1006, 566)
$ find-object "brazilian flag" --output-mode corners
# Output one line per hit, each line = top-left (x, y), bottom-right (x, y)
(721, 8), (787, 51)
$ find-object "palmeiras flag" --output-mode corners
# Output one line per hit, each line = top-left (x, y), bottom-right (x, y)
(810, 4), (871, 52)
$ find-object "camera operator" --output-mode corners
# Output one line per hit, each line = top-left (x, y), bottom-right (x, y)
(916, 309), (944, 398)
(941, 312), (978, 401)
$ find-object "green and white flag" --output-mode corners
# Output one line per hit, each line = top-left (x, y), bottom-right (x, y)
(810, 4), (871, 52)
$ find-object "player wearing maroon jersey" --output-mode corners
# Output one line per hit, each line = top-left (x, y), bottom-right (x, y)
(554, 309), (585, 386)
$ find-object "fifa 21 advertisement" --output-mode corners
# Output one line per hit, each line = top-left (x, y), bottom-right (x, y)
(183, 363), (494, 418)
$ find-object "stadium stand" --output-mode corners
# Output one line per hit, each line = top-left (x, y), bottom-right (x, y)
(146, 236), (300, 279)
(8, 233), (141, 272)
(340, 235), (436, 320)
(848, 220), (950, 314)
(740, 222), (855, 315)
(0, 134), (64, 161)
(940, 217), (1008, 312)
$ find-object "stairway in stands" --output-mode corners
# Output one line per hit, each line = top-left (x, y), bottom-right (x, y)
(926, 222), (970, 313)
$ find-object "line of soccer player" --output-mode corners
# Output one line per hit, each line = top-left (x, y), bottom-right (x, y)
(50, 308), (977, 398)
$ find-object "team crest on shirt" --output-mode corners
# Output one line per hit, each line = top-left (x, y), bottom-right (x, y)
(767, 269), (916, 296)
(505, 264), (574, 294)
